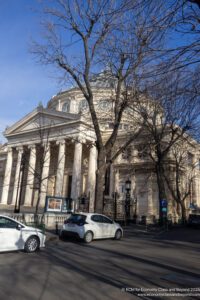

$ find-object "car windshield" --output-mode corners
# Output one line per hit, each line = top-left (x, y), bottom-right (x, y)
(67, 214), (86, 224)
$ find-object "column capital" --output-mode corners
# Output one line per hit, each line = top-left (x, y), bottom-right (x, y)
(42, 142), (50, 149)
(28, 144), (36, 150)
(56, 139), (65, 145)
(75, 137), (86, 144)
(16, 146), (24, 152)
(114, 168), (119, 174)
(7, 147), (13, 153)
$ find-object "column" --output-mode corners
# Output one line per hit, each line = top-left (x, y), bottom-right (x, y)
(71, 139), (83, 209)
(114, 169), (120, 217)
(1, 148), (13, 204)
(24, 145), (37, 206)
(131, 172), (136, 219)
(87, 145), (97, 212)
(39, 143), (51, 207)
(11, 147), (23, 205)
(114, 169), (120, 194)
(55, 140), (66, 197)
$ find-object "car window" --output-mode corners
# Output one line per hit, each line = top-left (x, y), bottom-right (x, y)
(91, 215), (103, 223)
(102, 216), (113, 224)
(0, 217), (17, 228)
(67, 214), (86, 224)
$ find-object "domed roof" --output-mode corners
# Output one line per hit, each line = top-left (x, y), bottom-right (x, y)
(89, 66), (117, 89)
(58, 66), (116, 94)
(47, 66), (116, 109)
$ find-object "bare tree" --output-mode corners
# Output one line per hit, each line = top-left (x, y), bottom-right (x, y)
(129, 70), (200, 222)
(31, 0), (168, 213)
(154, 0), (200, 72)
(163, 141), (198, 223)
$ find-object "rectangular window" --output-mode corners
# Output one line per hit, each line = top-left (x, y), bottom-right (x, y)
(109, 123), (114, 129)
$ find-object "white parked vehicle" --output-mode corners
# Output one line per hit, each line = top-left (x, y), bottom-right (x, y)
(60, 213), (123, 243)
(0, 215), (46, 253)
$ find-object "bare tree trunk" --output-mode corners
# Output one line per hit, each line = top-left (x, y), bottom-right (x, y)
(155, 163), (167, 224)
(180, 201), (187, 224)
(95, 149), (106, 213)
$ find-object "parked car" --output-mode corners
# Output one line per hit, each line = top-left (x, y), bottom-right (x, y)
(0, 215), (46, 253)
(188, 214), (200, 228)
(59, 213), (123, 243)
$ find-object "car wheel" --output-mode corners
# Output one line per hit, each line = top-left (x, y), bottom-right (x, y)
(84, 231), (93, 243)
(24, 236), (39, 253)
(114, 229), (122, 240)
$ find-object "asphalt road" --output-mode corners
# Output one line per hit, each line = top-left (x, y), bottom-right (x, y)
(0, 225), (199, 300)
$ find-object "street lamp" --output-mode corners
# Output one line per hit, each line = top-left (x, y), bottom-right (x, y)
(125, 179), (131, 191)
(125, 179), (131, 225)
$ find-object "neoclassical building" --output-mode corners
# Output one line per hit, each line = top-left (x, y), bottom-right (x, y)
(0, 68), (200, 222)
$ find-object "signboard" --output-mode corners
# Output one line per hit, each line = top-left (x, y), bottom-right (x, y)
(161, 200), (166, 207)
(45, 196), (72, 213)
(162, 207), (167, 212)
(47, 198), (62, 212)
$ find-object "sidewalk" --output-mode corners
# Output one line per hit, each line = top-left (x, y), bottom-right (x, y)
(45, 229), (59, 242)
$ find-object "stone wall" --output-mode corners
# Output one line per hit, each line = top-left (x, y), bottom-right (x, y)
(0, 212), (69, 229)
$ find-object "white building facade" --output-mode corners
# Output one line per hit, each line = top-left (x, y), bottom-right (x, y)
(0, 69), (200, 223)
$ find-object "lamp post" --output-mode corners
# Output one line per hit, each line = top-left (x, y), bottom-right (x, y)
(125, 179), (131, 225)
(133, 196), (137, 223)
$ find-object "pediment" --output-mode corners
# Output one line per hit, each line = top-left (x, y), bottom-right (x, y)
(4, 107), (80, 136)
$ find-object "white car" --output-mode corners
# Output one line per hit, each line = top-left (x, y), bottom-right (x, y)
(0, 215), (46, 253)
(60, 213), (123, 243)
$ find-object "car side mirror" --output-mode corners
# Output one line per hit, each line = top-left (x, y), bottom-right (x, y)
(16, 224), (22, 231)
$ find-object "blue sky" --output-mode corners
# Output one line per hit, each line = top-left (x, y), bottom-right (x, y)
(0, 0), (62, 143)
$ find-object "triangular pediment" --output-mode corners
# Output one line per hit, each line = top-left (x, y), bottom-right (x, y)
(4, 107), (80, 136)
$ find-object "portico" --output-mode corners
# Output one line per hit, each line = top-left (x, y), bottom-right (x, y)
(0, 106), (97, 213)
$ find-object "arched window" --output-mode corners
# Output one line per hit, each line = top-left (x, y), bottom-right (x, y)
(62, 101), (70, 113)
(98, 100), (111, 110)
(79, 100), (88, 113)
